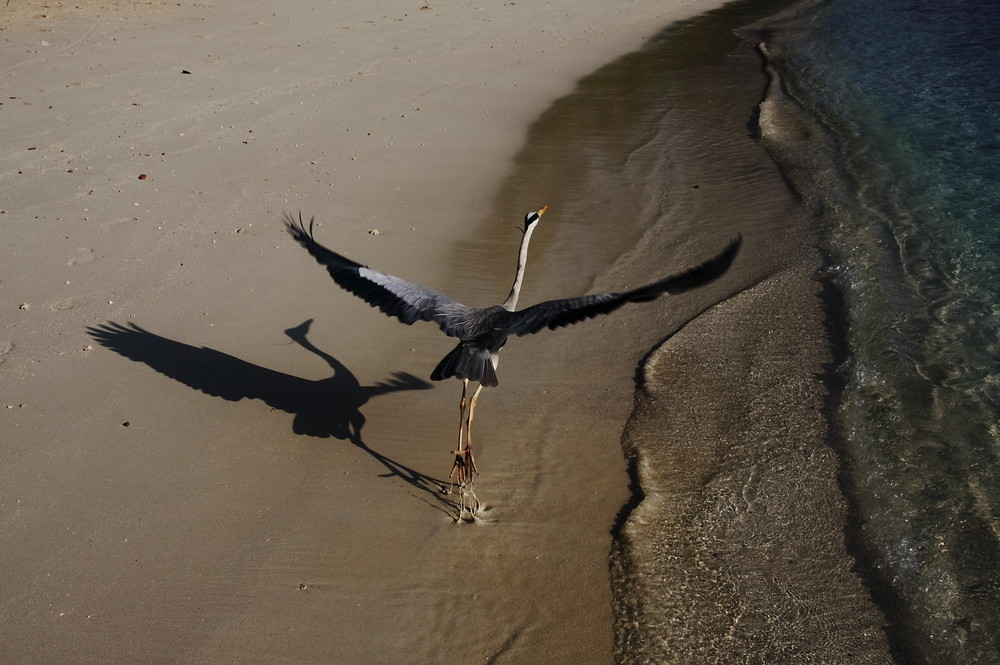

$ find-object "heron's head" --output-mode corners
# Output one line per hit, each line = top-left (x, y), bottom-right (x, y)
(523, 205), (548, 231)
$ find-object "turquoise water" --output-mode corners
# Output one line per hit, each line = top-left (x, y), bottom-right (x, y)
(771, 0), (1000, 661)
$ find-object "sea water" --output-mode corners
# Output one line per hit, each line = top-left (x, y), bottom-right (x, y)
(766, 0), (1000, 661)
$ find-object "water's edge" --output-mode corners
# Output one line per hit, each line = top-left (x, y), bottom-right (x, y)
(753, 7), (919, 659)
(745, 1), (1000, 660)
(609, 1), (897, 661)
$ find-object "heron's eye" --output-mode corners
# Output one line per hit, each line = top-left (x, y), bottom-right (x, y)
(525, 213), (539, 224)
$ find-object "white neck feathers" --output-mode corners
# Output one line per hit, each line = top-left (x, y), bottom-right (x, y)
(501, 223), (536, 311)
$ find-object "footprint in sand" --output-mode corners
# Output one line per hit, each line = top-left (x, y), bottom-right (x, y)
(49, 297), (86, 311)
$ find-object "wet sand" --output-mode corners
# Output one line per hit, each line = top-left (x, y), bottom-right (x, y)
(608, 4), (896, 662)
(0, 1), (732, 663)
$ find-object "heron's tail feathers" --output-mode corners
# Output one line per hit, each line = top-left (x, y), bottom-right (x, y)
(431, 343), (499, 387)
(478, 359), (499, 388)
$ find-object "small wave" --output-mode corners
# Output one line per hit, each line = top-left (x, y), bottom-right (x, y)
(754, 0), (1000, 662)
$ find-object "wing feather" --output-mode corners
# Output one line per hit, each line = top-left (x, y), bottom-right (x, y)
(284, 213), (481, 338)
(497, 237), (741, 336)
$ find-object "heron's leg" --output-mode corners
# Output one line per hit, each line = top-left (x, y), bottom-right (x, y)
(449, 379), (482, 520)
(457, 378), (469, 453)
(464, 383), (483, 480)
(451, 383), (483, 519)
(450, 379), (472, 489)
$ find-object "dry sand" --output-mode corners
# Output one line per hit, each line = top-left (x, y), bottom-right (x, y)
(0, 1), (736, 663)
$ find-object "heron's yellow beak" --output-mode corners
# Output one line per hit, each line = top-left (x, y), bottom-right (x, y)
(538, 205), (549, 216)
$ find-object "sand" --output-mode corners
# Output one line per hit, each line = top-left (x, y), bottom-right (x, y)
(0, 1), (741, 663)
(602, 5), (895, 661)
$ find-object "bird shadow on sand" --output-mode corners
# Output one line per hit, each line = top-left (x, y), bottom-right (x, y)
(87, 319), (456, 513)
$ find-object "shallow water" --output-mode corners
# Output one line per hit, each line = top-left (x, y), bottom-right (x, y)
(757, 0), (1000, 662)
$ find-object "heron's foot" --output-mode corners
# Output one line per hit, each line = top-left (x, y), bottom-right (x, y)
(448, 448), (480, 520)
(454, 481), (480, 521)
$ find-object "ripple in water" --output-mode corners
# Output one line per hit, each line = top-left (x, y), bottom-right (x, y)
(762, 0), (1000, 661)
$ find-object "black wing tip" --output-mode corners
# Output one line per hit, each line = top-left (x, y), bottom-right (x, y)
(282, 210), (316, 243)
(641, 234), (743, 298)
(720, 234), (743, 268)
(717, 234), (742, 268)
(712, 234), (742, 263)
(726, 234), (742, 257)
(695, 234), (743, 274)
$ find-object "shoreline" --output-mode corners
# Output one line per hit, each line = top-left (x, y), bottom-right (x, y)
(748, 3), (1000, 661)
(608, 2), (896, 661)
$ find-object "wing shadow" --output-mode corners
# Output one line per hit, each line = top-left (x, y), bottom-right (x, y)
(87, 319), (451, 505)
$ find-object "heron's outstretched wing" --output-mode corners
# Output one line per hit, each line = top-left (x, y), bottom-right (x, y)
(497, 237), (741, 336)
(284, 213), (482, 338)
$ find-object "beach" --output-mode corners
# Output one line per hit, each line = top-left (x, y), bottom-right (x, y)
(1, 0), (895, 663)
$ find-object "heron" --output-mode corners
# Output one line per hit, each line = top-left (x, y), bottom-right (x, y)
(284, 207), (740, 518)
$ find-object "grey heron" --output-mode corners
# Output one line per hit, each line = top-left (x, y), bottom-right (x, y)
(284, 207), (740, 518)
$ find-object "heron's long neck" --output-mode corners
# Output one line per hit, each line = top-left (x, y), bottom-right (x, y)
(501, 224), (536, 311)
